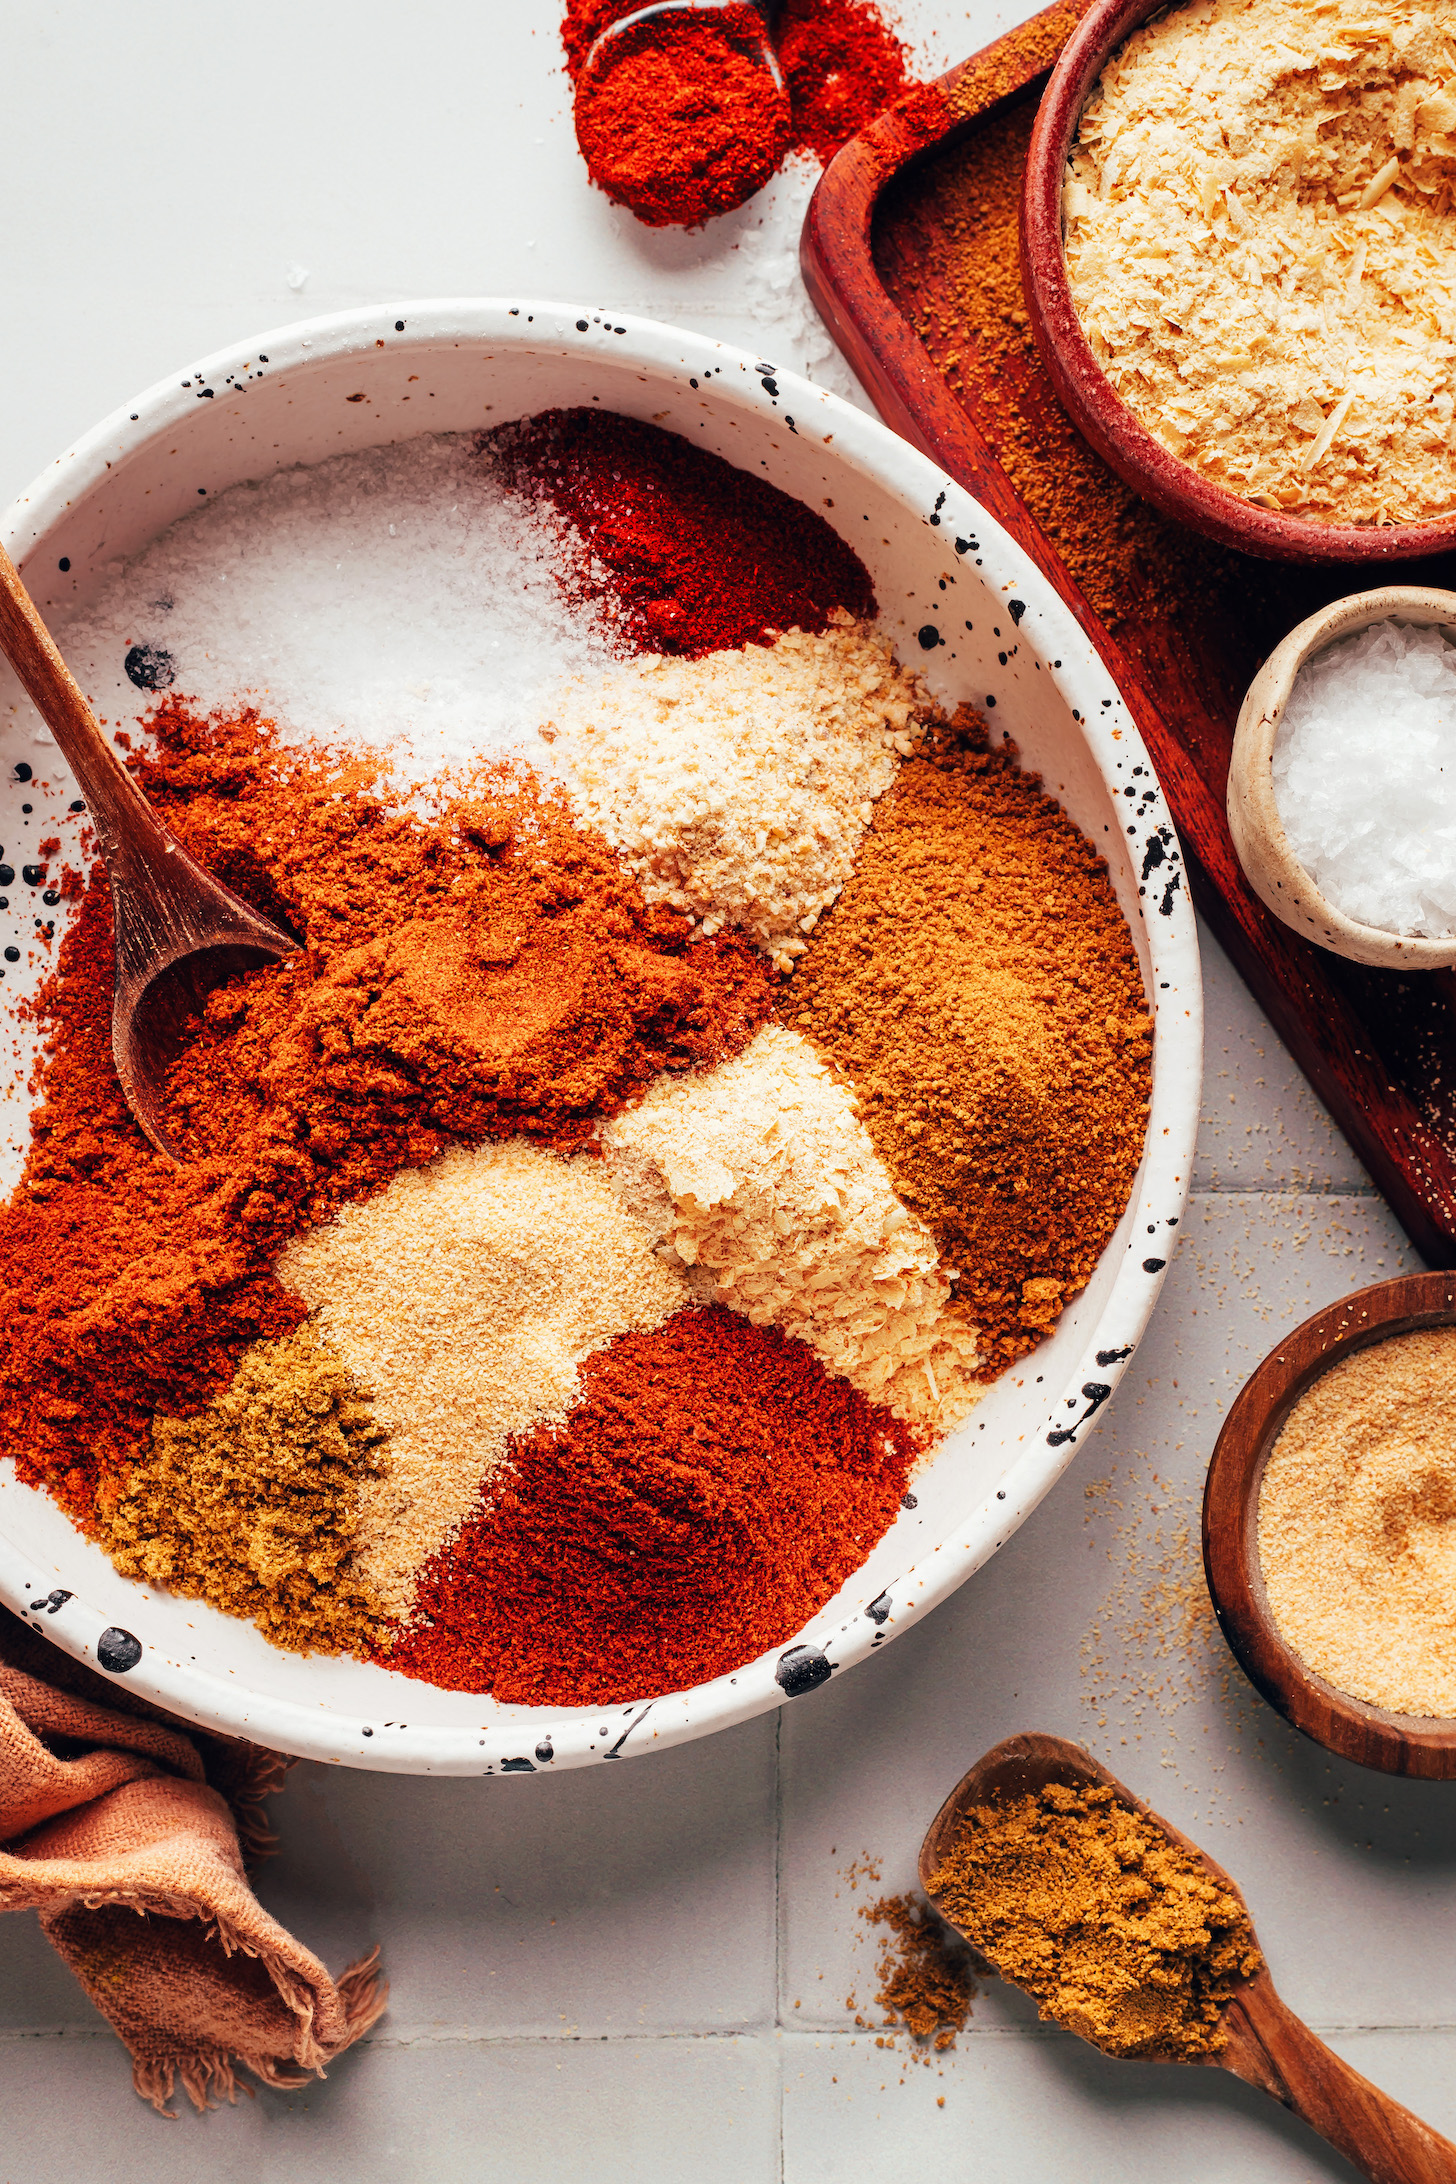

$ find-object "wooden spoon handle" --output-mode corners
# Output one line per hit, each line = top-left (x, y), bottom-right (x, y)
(1222, 1977), (1456, 2184)
(0, 542), (166, 869)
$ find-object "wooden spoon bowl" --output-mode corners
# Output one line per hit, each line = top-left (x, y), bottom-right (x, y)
(1019, 0), (1456, 565)
(1203, 1272), (1456, 1779)
(0, 542), (297, 1160)
(921, 1732), (1456, 2182)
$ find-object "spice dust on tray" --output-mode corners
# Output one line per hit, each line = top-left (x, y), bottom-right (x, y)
(0, 408), (1152, 1703)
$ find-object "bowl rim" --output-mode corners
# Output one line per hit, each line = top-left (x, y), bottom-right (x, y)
(1203, 1271), (1456, 1779)
(1019, 0), (1456, 567)
(1227, 586), (1456, 968)
(0, 297), (1202, 1774)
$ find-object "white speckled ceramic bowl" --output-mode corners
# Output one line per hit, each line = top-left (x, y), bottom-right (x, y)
(0, 302), (1201, 1774)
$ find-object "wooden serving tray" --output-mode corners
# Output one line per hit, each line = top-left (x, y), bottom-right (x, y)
(802, 3), (1456, 1264)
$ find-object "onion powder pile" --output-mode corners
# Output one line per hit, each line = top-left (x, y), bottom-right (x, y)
(1272, 619), (1456, 936)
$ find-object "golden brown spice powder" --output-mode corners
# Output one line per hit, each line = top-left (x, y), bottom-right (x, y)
(864, 1893), (980, 2051)
(93, 1323), (390, 1657)
(927, 1782), (1262, 2060)
(792, 713), (1151, 1370)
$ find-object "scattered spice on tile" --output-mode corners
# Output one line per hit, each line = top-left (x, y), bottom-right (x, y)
(381, 1305), (918, 1704)
(926, 1781), (1262, 2061)
(863, 1893), (980, 2053)
(91, 1323), (390, 1657)
(545, 615), (929, 969)
(790, 711), (1152, 1369)
(605, 1022), (982, 1432)
(277, 1138), (693, 1620)
(1259, 1325), (1456, 1715)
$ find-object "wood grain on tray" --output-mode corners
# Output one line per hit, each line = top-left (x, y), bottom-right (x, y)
(800, 6), (1456, 1263)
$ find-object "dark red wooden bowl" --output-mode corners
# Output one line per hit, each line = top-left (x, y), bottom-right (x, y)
(1020, 0), (1456, 566)
(1203, 1272), (1456, 1778)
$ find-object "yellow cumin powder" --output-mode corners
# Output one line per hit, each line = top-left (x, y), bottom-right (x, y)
(927, 1781), (1261, 2060)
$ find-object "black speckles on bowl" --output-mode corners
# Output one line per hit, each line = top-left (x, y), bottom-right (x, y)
(124, 642), (176, 692)
(775, 1643), (833, 1696)
(97, 1625), (143, 1673)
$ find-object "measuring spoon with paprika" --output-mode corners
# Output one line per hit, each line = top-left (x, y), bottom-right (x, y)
(920, 1733), (1456, 2184)
(574, 0), (790, 228)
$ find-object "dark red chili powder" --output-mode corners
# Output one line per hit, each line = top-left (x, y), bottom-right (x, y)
(562, 0), (913, 188)
(573, 6), (792, 229)
(381, 1305), (918, 1705)
(488, 407), (875, 657)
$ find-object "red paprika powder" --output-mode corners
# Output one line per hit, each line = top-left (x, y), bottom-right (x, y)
(573, 5), (792, 229)
(562, 0), (914, 219)
(382, 1305), (918, 1705)
(488, 407), (875, 657)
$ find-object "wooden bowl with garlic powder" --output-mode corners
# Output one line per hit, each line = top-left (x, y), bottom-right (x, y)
(1022, 0), (1456, 563)
(1204, 1271), (1456, 1779)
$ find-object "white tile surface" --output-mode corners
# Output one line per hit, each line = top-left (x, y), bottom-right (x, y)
(3, 2), (1454, 2176)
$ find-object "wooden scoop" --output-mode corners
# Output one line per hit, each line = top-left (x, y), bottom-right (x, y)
(0, 542), (296, 1160)
(920, 1733), (1456, 2184)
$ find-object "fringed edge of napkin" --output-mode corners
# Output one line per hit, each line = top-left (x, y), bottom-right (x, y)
(132, 1944), (389, 2117)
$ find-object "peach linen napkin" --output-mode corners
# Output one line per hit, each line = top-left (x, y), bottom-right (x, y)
(0, 1606), (386, 2113)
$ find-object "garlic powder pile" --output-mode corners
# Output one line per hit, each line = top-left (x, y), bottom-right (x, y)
(276, 1138), (692, 1618)
(542, 614), (929, 971)
(604, 1024), (982, 1431)
(1064, 0), (1456, 525)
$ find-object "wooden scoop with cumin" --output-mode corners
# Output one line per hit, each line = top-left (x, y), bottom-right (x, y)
(920, 1733), (1456, 2184)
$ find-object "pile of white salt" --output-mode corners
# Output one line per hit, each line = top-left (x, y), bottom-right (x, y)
(1272, 619), (1456, 937)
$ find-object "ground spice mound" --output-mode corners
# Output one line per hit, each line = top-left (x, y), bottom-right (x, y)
(863, 1893), (979, 2052)
(381, 1305), (918, 1705)
(1066, 0), (1456, 526)
(488, 409), (875, 659)
(90, 1323), (389, 1657)
(561, 0), (913, 167)
(1259, 1326), (1456, 1716)
(927, 1781), (1262, 2061)
(545, 617), (929, 970)
(0, 702), (768, 1517)
(604, 1024), (982, 1432)
(278, 1139), (692, 1621)
(779, 0), (912, 165)
(790, 714), (1151, 1369)
(574, 6), (792, 229)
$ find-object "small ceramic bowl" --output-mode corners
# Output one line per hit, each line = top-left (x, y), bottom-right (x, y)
(1203, 1272), (1456, 1779)
(1227, 586), (1456, 970)
(1020, 0), (1456, 565)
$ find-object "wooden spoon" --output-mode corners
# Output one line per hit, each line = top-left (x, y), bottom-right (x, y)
(0, 543), (296, 1160)
(919, 1733), (1456, 2184)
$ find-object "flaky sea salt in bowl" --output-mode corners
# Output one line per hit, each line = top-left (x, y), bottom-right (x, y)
(0, 303), (1200, 1774)
(1229, 586), (1456, 969)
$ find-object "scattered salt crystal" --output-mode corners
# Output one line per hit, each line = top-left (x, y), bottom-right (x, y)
(51, 431), (619, 788)
(1272, 619), (1456, 937)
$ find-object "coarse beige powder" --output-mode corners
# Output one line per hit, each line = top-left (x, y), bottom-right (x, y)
(603, 1024), (982, 1432)
(1258, 1326), (1456, 1715)
(1065, 0), (1456, 525)
(275, 1138), (692, 1618)
(540, 615), (930, 973)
